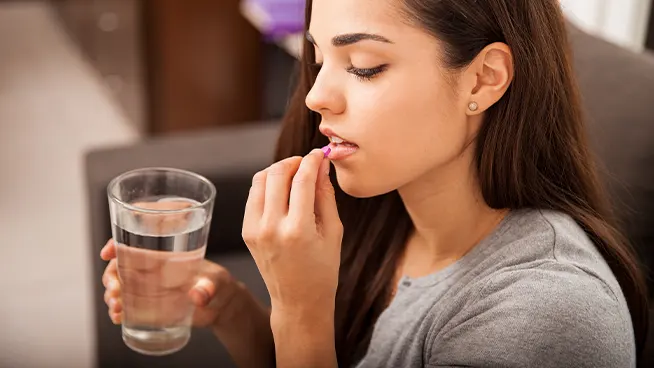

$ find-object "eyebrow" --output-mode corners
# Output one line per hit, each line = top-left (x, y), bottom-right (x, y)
(306, 31), (393, 47)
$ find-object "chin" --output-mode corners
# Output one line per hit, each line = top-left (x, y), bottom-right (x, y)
(338, 184), (373, 198)
(334, 168), (395, 199)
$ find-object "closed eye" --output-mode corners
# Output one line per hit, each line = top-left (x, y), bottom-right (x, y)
(346, 64), (388, 81)
(308, 63), (388, 82)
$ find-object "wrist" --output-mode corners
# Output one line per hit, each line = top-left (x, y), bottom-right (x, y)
(270, 305), (335, 339)
(212, 280), (263, 330)
(211, 281), (276, 368)
(270, 307), (337, 368)
(270, 294), (336, 319)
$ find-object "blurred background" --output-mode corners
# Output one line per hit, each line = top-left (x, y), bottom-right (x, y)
(0, 0), (653, 367)
(562, 0), (653, 51)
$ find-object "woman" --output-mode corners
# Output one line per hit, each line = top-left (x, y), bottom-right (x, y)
(101, 0), (648, 366)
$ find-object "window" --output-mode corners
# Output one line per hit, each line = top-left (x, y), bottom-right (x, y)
(561, 0), (653, 51)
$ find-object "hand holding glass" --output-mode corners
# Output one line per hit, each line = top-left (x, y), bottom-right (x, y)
(107, 168), (216, 356)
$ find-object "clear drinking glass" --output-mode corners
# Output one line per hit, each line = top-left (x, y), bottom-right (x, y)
(107, 167), (216, 356)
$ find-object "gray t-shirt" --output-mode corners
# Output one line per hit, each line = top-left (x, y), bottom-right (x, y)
(355, 209), (635, 368)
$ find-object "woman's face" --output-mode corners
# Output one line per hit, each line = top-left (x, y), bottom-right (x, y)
(307, 0), (475, 198)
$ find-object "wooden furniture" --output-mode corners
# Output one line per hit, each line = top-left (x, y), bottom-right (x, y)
(54, 0), (266, 135)
(54, 0), (146, 131)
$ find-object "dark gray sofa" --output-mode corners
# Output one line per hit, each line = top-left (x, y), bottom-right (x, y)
(85, 24), (654, 367)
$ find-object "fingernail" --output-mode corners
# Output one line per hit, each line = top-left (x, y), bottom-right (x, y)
(194, 287), (210, 305)
(321, 145), (331, 158)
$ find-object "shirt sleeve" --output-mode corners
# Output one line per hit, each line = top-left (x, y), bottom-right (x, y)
(426, 263), (635, 368)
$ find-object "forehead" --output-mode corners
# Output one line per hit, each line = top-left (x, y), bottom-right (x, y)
(309, 0), (405, 39)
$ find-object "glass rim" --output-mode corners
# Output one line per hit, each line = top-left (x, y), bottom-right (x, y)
(107, 167), (216, 215)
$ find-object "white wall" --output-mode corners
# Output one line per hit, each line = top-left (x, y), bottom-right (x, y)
(561, 0), (653, 51)
(0, 3), (139, 367)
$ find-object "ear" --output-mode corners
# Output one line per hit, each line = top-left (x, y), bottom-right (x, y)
(463, 42), (514, 116)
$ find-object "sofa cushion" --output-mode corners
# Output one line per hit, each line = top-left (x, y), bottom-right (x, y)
(569, 24), (654, 289)
(568, 23), (654, 365)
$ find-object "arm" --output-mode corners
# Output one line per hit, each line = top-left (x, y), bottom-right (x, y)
(270, 306), (338, 368)
(427, 264), (635, 368)
(212, 281), (276, 368)
(240, 150), (342, 368)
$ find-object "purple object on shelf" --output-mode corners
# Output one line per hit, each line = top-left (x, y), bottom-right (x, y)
(241, 0), (305, 39)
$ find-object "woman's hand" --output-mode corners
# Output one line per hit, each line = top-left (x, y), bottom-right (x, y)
(102, 239), (277, 367)
(100, 239), (240, 328)
(242, 148), (343, 315)
(242, 148), (342, 368)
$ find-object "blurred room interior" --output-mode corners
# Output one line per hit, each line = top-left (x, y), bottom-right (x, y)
(1, 0), (653, 367)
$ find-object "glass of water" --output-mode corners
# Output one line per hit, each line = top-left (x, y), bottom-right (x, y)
(107, 167), (216, 356)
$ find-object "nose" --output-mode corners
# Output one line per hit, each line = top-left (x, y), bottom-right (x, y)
(305, 68), (346, 116)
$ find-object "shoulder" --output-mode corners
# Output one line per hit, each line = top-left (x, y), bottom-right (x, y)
(427, 262), (636, 367)
(426, 211), (636, 367)
(485, 209), (622, 295)
(498, 209), (625, 299)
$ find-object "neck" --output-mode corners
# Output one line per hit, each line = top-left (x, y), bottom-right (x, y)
(397, 152), (507, 277)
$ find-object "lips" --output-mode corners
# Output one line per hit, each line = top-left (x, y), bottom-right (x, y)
(319, 126), (358, 145)
(319, 126), (359, 160)
(327, 141), (359, 160)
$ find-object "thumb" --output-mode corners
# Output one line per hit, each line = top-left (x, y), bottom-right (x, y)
(190, 277), (215, 307)
(315, 159), (340, 229)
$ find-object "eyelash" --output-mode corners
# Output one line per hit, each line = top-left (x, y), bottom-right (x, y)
(310, 63), (388, 81)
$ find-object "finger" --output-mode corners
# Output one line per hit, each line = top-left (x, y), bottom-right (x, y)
(109, 311), (122, 325)
(101, 259), (117, 287)
(102, 260), (120, 290)
(263, 157), (303, 221)
(131, 201), (193, 236)
(189, 260), (231, 304)
(100, 239), (116, 261)
(104, 287), (120, 302)
(243, 170), (268, 237)
(190, 277), (215, 306)
(104, 291), (122, 313)
(315, 157), (340, 231)
(111, 300), (123, 314)
(288, 149), (326, 220)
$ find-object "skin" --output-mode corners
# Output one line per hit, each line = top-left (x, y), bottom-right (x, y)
(307, 0), (513, 278)
(101, 202), (274, 367)
(101, 0), (515, 366)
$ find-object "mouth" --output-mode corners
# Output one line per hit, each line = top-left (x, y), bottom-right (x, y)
(327, 136), (359, 160)
(319, 126), (359, 160)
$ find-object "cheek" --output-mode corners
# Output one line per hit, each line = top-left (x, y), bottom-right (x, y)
(357, 71), (465, 154)
(335, 79), (468, 196)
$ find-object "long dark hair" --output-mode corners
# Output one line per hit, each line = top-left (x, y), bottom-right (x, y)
(274, 0), (649, 365)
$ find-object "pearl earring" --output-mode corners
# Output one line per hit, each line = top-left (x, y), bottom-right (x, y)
(468, 101), (479, 112)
